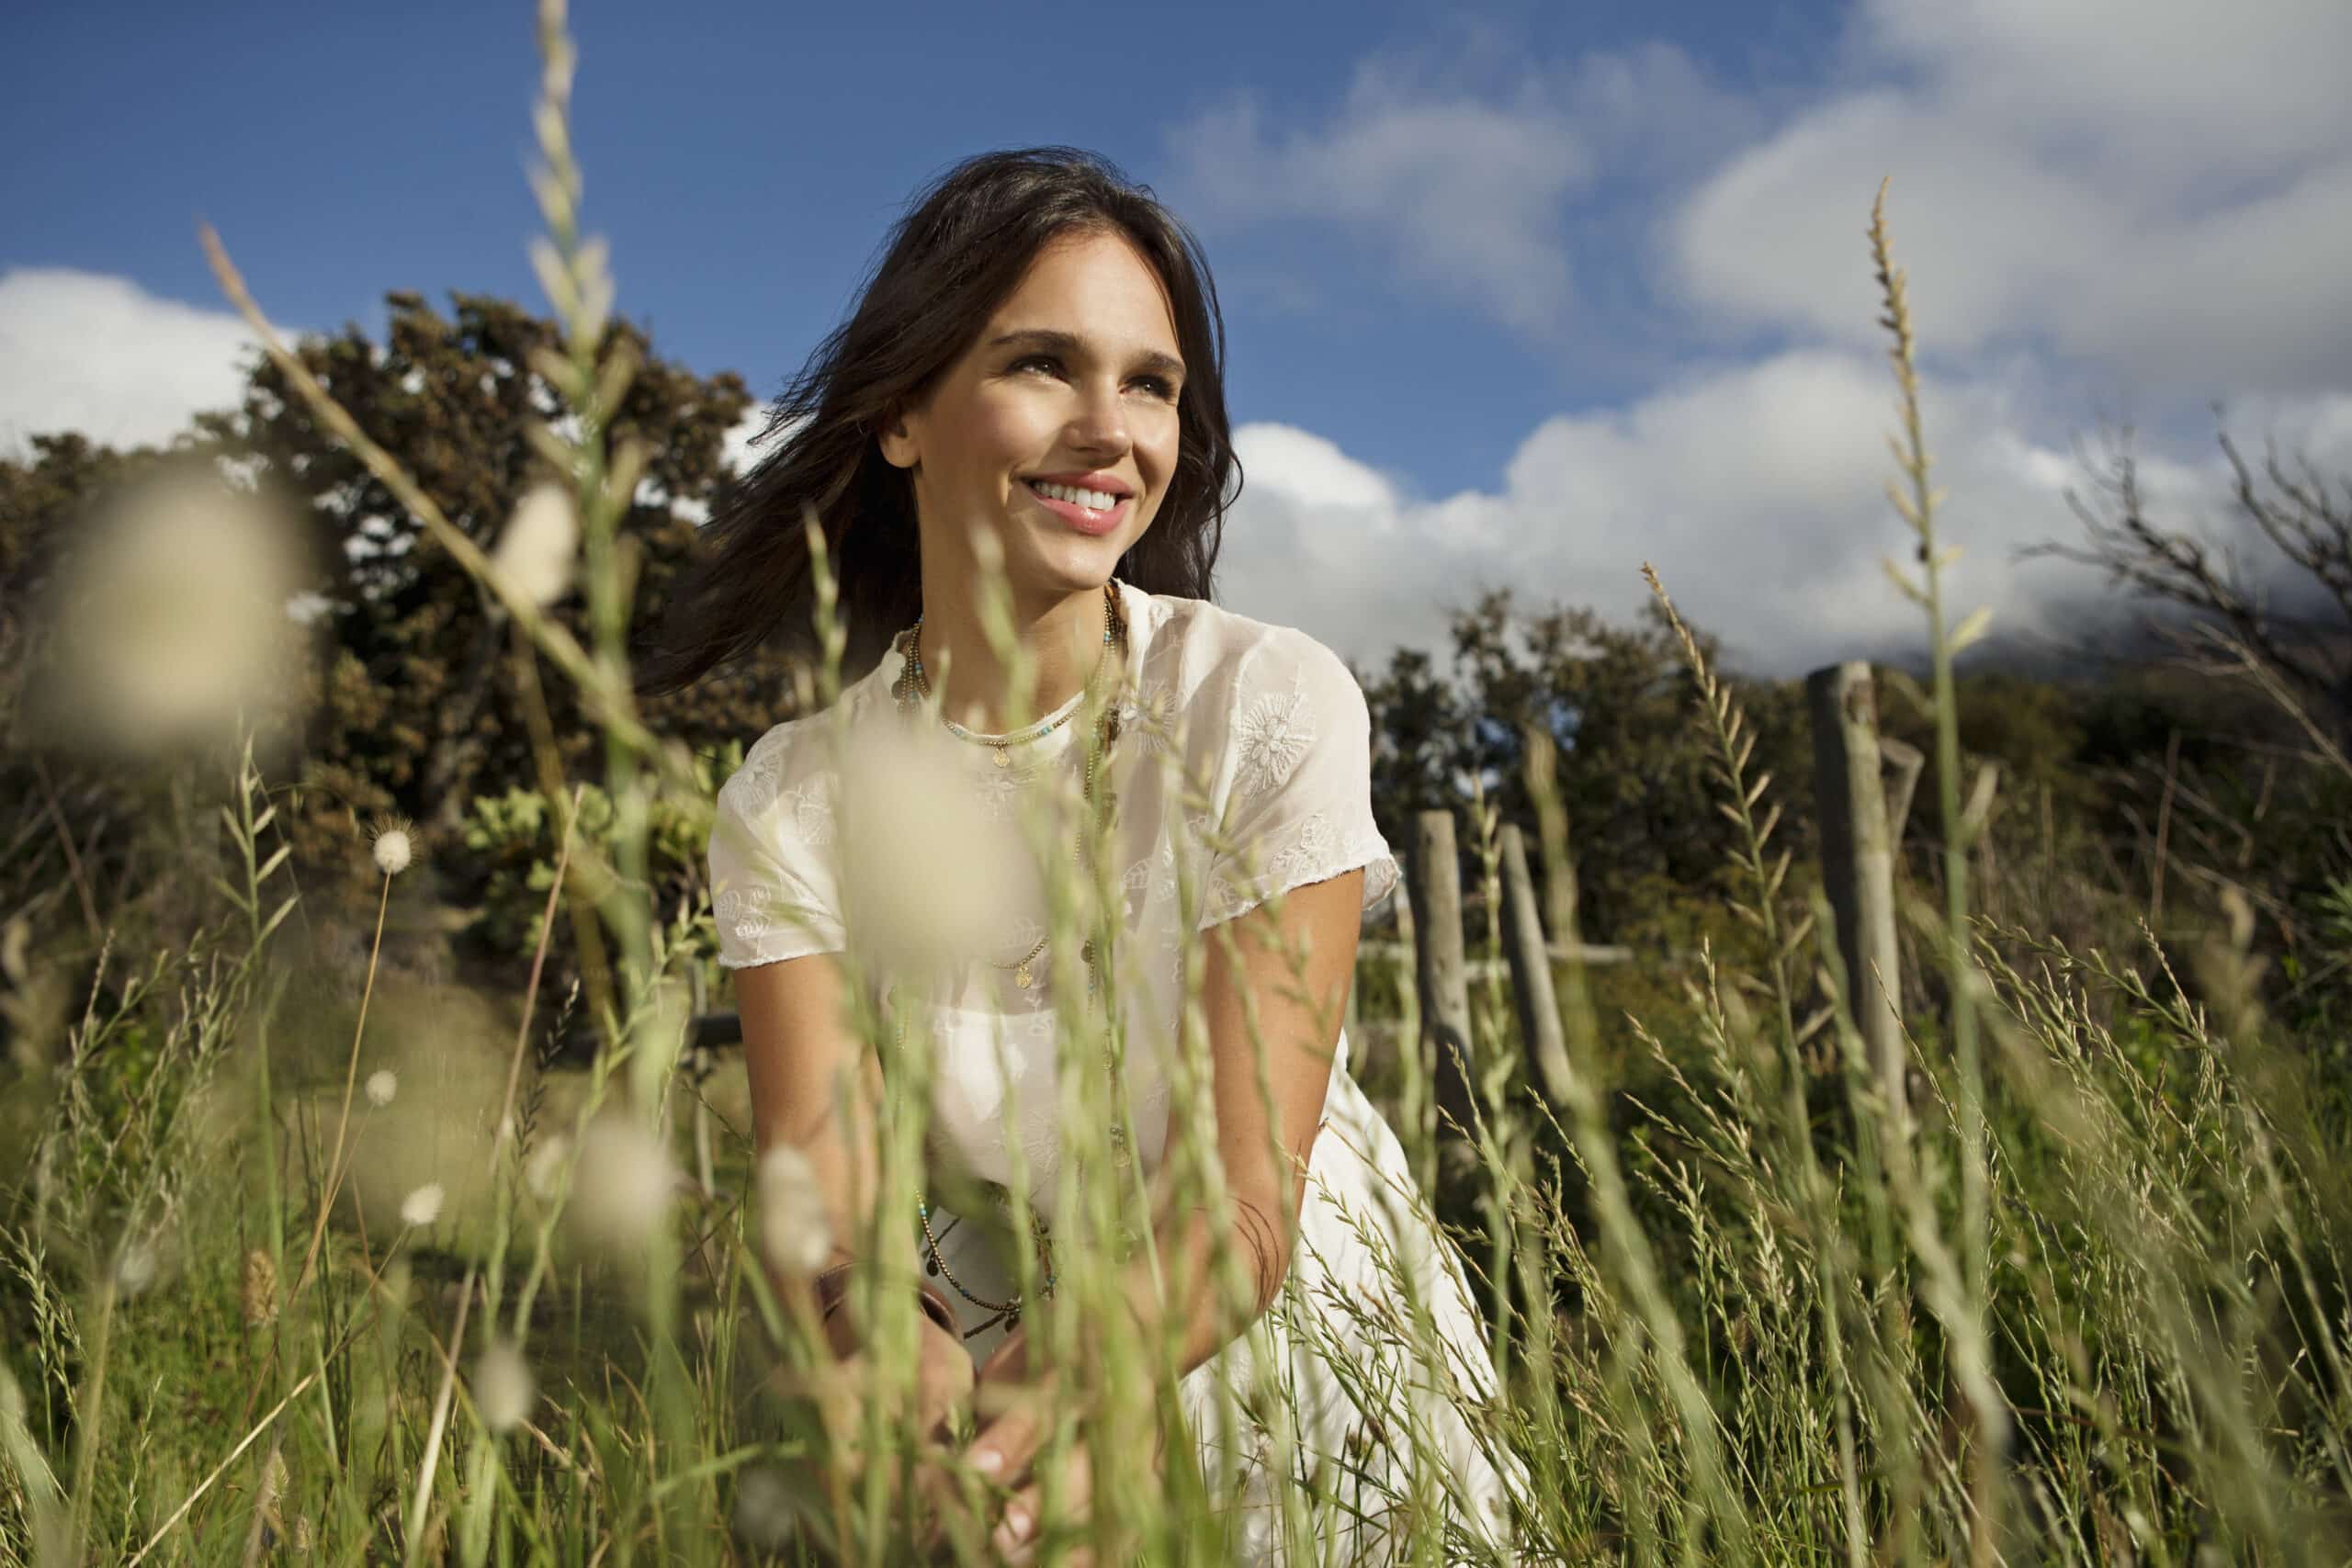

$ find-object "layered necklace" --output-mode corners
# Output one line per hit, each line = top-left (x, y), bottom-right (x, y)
(888, 581), (1133, 1336)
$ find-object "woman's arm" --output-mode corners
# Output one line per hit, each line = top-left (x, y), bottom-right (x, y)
(970, 864), (1363, 1397)
(1128, 864), (1365, 1374)
(732, 952), (887, 1358)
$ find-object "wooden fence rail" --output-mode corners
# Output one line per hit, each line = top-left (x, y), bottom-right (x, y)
(1377, 663), (1913, 1115)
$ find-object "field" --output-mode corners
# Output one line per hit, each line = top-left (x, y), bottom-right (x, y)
(6, 3), (2352, 1564)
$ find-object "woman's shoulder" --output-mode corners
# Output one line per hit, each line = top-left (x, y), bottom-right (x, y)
(714, 694), (870, 846)
(1130, 584), (1359, 706)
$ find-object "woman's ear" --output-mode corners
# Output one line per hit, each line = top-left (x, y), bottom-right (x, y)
(876, 403), (919, 470)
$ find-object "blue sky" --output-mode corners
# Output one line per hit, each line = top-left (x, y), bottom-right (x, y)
(6, 0), (2349, 672)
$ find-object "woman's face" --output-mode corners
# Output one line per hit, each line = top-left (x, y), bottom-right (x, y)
(880, 226), (1186, 605)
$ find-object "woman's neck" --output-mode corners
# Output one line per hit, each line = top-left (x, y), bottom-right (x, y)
(910, 574), (1114, 734)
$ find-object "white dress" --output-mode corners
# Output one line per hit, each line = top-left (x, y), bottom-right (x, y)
(708, 579), (1519, 1562)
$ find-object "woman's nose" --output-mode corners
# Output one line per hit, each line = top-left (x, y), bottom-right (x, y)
(1065, 380), (1131, 456)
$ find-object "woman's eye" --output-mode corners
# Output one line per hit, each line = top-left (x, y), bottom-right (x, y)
(1013, 355), (1174, 401)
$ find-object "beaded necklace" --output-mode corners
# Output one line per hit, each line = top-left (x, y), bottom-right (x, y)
(888, 582), (1133, 1337)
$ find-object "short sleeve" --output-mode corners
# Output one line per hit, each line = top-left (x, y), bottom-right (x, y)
(707, 724), (847, 968)
(1196, 633), (1400, 931)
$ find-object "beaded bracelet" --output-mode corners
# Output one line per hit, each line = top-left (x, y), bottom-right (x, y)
(810, 1260), (960, 1340)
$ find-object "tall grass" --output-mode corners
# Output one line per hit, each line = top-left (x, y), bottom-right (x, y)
(5, 6), (2352, 1564)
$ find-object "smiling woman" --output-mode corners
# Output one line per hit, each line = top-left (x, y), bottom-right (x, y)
(640, 148), (1520, 1562)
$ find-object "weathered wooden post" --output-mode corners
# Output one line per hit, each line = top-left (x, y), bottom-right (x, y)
(1498, 825), (1571, 1106)
(1407, 810), (1478, 1154)
(1807, 662), (1905, 1107)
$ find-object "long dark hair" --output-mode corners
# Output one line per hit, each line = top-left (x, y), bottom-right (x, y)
(633, 147), (1238, 702)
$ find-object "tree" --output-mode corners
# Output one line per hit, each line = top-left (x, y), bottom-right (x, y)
(1361, 589), (1812, 945)
(145, 293), (775, 872)
(2039, 422), (2352, 744)
(4, 291), (798, 995)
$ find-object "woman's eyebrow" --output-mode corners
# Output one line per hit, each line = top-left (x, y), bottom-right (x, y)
(988, 327), (1184, 381)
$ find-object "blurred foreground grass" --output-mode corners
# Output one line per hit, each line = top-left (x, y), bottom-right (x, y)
(6, 4), (2352, 1563)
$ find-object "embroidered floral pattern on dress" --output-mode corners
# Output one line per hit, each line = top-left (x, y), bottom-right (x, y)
(1230, 668), (1314, 804)
(775, 779), (834, 846)
(718, 726), (793, 819)
(1114, 682), (1183, 759)
(711, 881), (775, 946)
(1199, 808), (1400, 931)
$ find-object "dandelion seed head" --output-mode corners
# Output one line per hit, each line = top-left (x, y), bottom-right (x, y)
(401, 1182), (445, 1228)
(491, 481), (579, 611)
(365, 1069), (398, 1108)
(565, 1115), (676, 1257)
(756, 1142), (831, 1280)
(371, 819), (413, 877)
(473, 1339), (537, 1434)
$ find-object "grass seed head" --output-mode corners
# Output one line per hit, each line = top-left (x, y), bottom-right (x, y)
(491, 480), (580, 610)
(566, 1114), (678, 1258)
(524, 1131), (572, 1201)
(113, 1235), (159, 1296)
(756, 1142), (831, 1279)
(731, 1464), (798, 1552)
(27, 468), (309, 757)
(836, 716), (1036, 980)
(401, 1182), (445, 1228)
(242, 1247), (279, 1326)
(473, 1339), (537, 1434)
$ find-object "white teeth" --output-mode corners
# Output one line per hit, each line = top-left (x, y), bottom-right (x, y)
(1030, 479), (1120, 511)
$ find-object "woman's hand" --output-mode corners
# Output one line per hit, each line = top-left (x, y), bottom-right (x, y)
(808, 1313), (974, 1481)
(911, 1314), (978, 1447)
(949, 1336), (1165, 1564)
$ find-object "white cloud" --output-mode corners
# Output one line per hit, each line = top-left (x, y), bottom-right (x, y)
(0, 268), (270, 457)
(721, 404), (775, 477)
(1672, 0), (2352, 393)
(719, 404), (809, 486)
(1172, 78), (1585, 333)
(1162, 37), (1745, 335)
(1219, 355), (2165, 675)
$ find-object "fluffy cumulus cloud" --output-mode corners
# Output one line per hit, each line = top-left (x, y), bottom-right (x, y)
(0, 268), (267, 457)
(1185, 2), (2352, 670)
(1672, 0), (2352, 393)
(1222, 354), (2212, 676)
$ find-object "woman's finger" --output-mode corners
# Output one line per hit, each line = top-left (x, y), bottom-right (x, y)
(961, 1373), (1057, 1485)
(962, 1412), (1035, 1494)
(995, 1445), (1095, 1563)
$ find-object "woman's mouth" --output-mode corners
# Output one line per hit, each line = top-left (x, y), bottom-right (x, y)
(1022, 478), (1130, 536)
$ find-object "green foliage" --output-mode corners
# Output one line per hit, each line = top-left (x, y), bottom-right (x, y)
(456, 739), (743, 988)
(1363, 591), (1815, 942)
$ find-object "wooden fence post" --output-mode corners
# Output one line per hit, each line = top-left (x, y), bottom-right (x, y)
(1498, 825), (1571, 1106)
(1807, 662), (1905, 1108)
(1407, 810), (1478, 1154)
